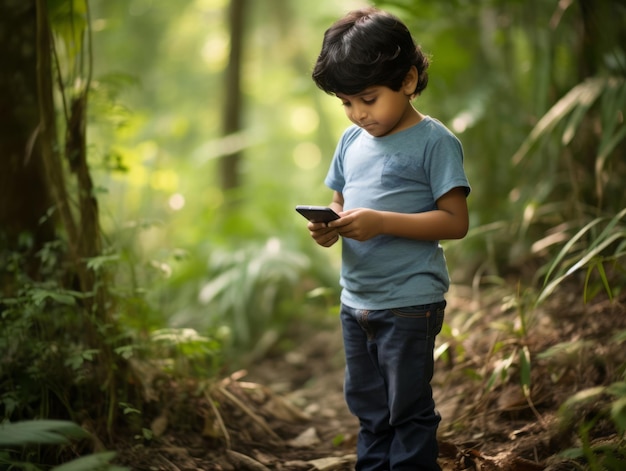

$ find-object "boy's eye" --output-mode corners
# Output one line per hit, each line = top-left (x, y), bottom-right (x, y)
(339, 95), (376, 106)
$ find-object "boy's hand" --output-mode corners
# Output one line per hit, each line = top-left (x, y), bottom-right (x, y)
(328, 208), (382, 241)
(308, 221), (340, 247)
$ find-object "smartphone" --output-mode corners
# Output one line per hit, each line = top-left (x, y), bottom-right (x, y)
(295, 205), (340, 223)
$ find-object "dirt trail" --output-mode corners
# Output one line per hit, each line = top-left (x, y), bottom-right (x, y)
(116, 285), (626, 470)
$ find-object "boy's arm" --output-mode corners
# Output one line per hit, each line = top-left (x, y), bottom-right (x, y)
(329, 187), (468, 241)
(329, 191), (344, 214)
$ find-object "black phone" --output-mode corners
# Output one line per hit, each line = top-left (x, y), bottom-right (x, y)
(295, 205), (340, 223)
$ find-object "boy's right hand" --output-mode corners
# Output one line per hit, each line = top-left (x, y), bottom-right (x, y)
(308, 221), (340, 247)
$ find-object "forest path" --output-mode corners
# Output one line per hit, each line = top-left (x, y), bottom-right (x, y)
(116, 285), (626, 470)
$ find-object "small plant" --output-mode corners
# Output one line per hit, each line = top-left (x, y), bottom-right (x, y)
(0, 420), (128, 471)
(149, 327), (224, 378)
(557, 381), (626, 470)
(0, 241), (147, 439)
(197, 237), (320, 349)
(538, 208), (626, 305)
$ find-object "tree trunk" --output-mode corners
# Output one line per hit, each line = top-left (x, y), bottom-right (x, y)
(0, 1), (56, 264)
(220, 0), (245, 198)
(35, 0), (108, 317)
(0, 0), (144, 439)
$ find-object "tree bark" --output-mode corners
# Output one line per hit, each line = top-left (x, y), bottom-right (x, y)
(0, 1), (56, 260)
(220, 0), (245, 198)
(0, 0), (110, 324)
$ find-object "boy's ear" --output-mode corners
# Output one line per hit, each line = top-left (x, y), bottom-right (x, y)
(402, 66), (419, 96)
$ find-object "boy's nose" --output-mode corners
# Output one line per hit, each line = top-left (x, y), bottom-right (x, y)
(355, 107), (367, 122)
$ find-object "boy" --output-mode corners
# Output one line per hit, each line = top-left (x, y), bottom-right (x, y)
(307, 7), (470, 471)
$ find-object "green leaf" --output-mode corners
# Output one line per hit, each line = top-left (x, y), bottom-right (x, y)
(486, 351), (516, 391)
(606, 381), (626, 397)
(541, 217), (605, 288)
(86, 254), (120, 271)
(30, 289), (77, 306)
(118, 402), (140, 416)
(609, 397), (626, 434)
(332, 434), (345, 447)
(114, 345), (135, 359)
(537, 340), (590, 360)
(519, 345), (531, 394)
(560, 447), (585, 459)
(560, 386), (606, 415)
(611, 330), (626, 343)
(596, 78), (626, 175)
(0, 420), (89, 446)
(583, 259), (613, 303)
(51, 452), (128, 471)
(47, 0), (88, 67)
(512, 77), (606, 164)
(538, 209), (626, 304)
(561, 81), (603, 145)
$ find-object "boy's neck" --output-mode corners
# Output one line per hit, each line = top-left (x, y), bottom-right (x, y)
(392, 107), (424, 135)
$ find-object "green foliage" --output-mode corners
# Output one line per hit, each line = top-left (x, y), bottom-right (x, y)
(0, 420), (127, 471)
(502, 76), (625, 278)
(0, 420), (89, 446)
(557, 382), (626, 470)
(52, 453), (127, 471)
(159, 235), (339, 355)
(48, 0), (89, 74)
(1, 256), (104, 420)
(148, 327), (224, 378)
(538, 208), (626, 305)
(197, 238), (311, 347)
(374, 1), (626, 280)
(536, 305), (626, 469)
(1, 237), (159, 439)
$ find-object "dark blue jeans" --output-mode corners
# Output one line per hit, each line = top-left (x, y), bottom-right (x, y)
(340, 301), (445, 471)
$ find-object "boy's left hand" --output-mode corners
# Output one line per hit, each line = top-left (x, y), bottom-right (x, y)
(328, 208), (382, 241)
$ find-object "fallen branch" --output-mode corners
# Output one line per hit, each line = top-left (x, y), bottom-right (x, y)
(204, 389), (231, 449)
(226, 450), (272, 471)
(217, 384), (282, 442)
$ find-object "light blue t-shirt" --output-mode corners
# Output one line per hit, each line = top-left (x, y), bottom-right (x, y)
(325, 116), (470, 310)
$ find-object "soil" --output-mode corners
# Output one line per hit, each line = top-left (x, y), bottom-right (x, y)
(114, 283), (626, 470)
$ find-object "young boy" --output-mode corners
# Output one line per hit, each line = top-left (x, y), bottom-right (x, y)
(307, 8), (470, 471)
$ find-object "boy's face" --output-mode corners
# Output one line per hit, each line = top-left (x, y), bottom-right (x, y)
(336, 88), (419, 138)
(335, 66), (420, 138)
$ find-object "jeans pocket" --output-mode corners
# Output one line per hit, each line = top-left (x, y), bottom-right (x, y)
(433, 303), (445, 336)
(391, 302), (446, 338)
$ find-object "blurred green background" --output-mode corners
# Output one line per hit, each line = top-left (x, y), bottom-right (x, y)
(84, 0), (625, 344)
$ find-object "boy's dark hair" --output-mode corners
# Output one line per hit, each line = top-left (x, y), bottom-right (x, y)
(312, 8), (429, 96)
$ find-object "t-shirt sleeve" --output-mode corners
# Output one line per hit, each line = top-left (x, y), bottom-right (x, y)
(324, 147), (344, 193)
(324, 127), (357, 193)
(427, 134), (471, 201)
